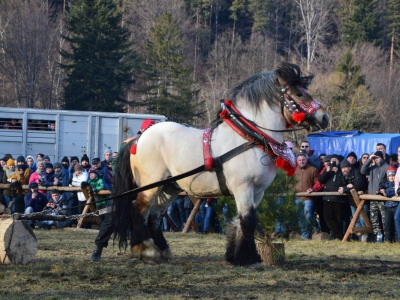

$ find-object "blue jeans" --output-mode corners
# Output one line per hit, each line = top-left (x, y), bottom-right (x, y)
(200, 201), (214, 233)
(350, 204), (370, 228)
(394, 205), (400, 240)
(295, 199), (314, 239)
(167, 198), (186, 230)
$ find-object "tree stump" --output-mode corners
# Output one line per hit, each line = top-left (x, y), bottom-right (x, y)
(256, 239), (285, 266)
(0, 218), (38, 264)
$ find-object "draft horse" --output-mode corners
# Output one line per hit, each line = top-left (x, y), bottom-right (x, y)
(112, 62), (329, 266)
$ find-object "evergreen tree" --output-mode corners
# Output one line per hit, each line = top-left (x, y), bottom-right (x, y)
(60, 0), (137, 112)
(248, 0), (274, 35)
(139, 12), (203, 124)
(339, 0), (381, 46)
(323, 50), (375, 131)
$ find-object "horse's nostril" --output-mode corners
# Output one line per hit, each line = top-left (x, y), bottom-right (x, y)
(322, 114), (329, 127)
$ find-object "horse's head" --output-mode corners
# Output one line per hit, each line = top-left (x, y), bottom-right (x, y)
(275, 63), (329, 132)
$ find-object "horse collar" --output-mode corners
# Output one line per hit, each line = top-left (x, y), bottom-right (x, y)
(217, 100), (296, 175)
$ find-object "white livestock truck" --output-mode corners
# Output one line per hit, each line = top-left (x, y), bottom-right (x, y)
(0, 107), (165, 162)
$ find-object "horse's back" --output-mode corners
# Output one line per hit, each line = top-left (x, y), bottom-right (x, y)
(131, 122), (204, 181)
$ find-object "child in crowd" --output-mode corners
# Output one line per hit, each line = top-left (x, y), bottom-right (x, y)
(88, 169), (107, 209)
(379, 166), (398, 242)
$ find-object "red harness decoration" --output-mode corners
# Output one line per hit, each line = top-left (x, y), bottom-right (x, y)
(219, 99), (297, 176)
(203, 127), (214, 171)
(130, 143), (137, 155)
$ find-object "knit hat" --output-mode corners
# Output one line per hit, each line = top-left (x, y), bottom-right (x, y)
(17, 164), (28, 171)
(70, 156), (79, 163)
(89, 169), (98, 175)
(340, 160), (352, 168)
(36, 153), (44, 159)
(347, 151), (357, 161)
(45, 163), (53, 169)
(104, 149), (112, 156)
(43, 155), (50, 161)
(6, 159), (15, 167)
(373, 151), (383, 159)
(16, 156), (25, 163)
(387, 166), (397, 176)
(53, 162), (62, 169)
(61, 156), (69, 164)
(81, 154), (90, 163)
(138, 119), (155, 134)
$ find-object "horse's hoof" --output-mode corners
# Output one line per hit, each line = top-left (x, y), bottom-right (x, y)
(160, 247), (172, 262)
(131, 244), (144, 259)
(141, 239), (162, 264)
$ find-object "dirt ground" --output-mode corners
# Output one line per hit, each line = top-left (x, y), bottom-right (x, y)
(1, 229), (400, 299)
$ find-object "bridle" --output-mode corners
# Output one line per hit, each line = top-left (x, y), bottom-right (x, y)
(279, 85), (322, 129)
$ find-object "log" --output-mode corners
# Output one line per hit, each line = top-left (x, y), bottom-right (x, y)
(256, 241), (285, 266)
(0, 218), (38, 264)
(0, 203), (4, 214)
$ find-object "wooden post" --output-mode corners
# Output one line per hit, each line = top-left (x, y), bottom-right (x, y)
(342, 194), (367, 242)
(350, 189), (373, 228)
(182, 198), (201, 233)
(76, 187), (94, 228)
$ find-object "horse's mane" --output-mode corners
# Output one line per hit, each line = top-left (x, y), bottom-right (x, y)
(230, 62), (314, 109)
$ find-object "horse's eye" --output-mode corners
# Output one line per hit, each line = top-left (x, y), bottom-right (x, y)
(296, 93), (302, 97)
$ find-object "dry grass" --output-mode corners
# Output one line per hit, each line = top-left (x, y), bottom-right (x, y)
(1, 229), (400, 300)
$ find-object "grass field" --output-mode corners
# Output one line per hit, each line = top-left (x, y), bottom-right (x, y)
(1, 229), (400, 300)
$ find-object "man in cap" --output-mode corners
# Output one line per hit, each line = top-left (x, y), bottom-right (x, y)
(318, 155), (348, 240)
(91, 119), (155, 261)
(338, 159), (368, 240)
(360, 150), (389, 241)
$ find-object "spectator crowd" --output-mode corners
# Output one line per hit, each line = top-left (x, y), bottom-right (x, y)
(275, 140), (400, 243)
(0, 150), (220, 233)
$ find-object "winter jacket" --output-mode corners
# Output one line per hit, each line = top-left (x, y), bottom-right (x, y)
(339, 168), (368, 206)
(360, 159), (389, 195)
(15, 167), (31, 195)
(380, 181), (398, 208)
(54, 168), (69, 187)
(71, 171), (89, 201)
(292, 164), (319, 200)
(93, 164), (112, 191)
(41, 170), (56, 187)
(318, 168), (347, 203)
(307, 153), (322, 172)
(24, 182), (48, 212)
(89, 176), (107, 207)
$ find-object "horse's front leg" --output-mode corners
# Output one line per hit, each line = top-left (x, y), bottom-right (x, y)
(226, 191), (263, 266)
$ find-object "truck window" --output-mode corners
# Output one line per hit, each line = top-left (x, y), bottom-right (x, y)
(27, 120), (56, 131)
(0, 118), (22, 130)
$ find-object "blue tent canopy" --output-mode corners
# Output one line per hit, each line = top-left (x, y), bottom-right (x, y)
(307, 131), (400, 159)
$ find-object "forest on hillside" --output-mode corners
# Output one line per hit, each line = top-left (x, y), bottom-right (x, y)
(0, 0), (400, 136)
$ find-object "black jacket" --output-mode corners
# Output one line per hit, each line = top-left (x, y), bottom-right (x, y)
(318, 168), (347, 203)
(340, 168), (368, 206)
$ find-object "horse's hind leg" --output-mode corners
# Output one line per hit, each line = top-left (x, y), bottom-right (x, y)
(226, 206), (261, 266)
(148, 184), (181, 262)
(130, 192), (162, 264)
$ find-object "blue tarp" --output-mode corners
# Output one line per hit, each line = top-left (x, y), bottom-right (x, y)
(307, 131), (400, 159)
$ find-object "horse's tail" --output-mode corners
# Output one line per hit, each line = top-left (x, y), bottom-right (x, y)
(112, 139), (136, 250)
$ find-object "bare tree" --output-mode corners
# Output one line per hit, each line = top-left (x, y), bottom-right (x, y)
(0, 0), (61, 108)
(294, 0), (336, 71)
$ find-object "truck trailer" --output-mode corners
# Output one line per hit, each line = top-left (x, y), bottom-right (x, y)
(0, 107), (165, 162)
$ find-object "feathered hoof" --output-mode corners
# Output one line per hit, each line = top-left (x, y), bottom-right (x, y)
(131, 243), (144, 259)
(140, 239), (162, 264)
(159, 247), (172, 263)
